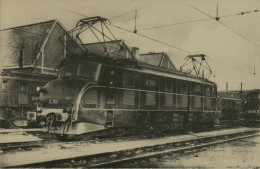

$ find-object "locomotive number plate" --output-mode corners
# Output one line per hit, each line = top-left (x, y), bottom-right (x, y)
(49, 99), (59, 104)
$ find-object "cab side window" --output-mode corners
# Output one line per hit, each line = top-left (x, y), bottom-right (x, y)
(81, 88), (98, 108)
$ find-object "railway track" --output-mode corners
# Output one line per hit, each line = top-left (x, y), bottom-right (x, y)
(3, 128), (258, 168)
(0, 139), (57, 153)
(0, 131), (57, 154)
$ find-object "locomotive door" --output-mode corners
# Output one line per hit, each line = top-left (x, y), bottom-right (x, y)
(105, 88), (116, 109)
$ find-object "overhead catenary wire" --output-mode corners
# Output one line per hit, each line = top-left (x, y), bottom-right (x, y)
(139, 18), (213, 31)
(108, 23), (191, 53)
(184, 2), (260, 49)
(207, 57), (252, 74)
(37, 4), (255, 75)
(109, 7), (145, 20)
(119, 9), (259, 31)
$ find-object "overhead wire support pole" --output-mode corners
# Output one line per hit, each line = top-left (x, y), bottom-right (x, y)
(216, 0), (220, 21)
(134, 10), (137, 33)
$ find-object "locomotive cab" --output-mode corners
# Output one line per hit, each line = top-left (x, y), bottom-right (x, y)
(37, 62), (102, 133)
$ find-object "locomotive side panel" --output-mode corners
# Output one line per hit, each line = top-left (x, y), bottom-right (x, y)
(78, 87), (107, 125)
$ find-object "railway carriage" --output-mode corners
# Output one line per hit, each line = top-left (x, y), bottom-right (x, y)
(244, 89), (260, 124)
(220, 97), (243, 121)
(0, 69), (55, 127)
(36, 55), (221, 137)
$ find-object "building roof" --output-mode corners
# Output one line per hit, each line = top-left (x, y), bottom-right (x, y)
(83, 40), (135, 60)
(0, 20), (55, 68)
(138, 52), (177, 70)
(0, 19), (85, 73)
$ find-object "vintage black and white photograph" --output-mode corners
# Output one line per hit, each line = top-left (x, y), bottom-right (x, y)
(0, 0), (260, 168)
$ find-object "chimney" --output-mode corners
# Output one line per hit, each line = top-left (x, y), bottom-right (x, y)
(226, 82), (228, 97)
(19, 48), (24, 69)
(132, 47), (139, 59)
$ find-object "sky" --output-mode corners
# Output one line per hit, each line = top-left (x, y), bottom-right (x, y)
(0, 0), (259, 90)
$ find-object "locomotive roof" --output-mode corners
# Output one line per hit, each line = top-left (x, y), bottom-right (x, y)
(60, 56), (215, 85)
(135, 63), (215, 85)
(66, 41), (215, 85)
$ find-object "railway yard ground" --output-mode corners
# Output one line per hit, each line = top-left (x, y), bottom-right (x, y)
(0, 127), (259, 168)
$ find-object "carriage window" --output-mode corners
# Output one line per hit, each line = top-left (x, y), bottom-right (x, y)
(64, 64), (78, 77)
(1, 80), (8, 90)
(193, 83), (203, 95)
(165, 79), (172, 92)
(123, 90), (135, 106)
(123, 73), (134, 87)
(205, 86), (212, 96)
(20, 82), (28, 91)
(146, 92), (156, 106)
(181, 82), (188, 93)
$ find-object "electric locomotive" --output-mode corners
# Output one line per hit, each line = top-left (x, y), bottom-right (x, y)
(36, 54), (221, 138)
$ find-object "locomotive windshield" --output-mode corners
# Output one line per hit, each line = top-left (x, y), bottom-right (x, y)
(58, 63), (98, 78)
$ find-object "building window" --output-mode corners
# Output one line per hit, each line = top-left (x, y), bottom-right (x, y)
(20, 82), (28, 91)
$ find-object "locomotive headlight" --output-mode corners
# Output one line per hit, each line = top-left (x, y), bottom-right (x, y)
(36, 86), (41, 92)
(36, 86), (47, 94)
